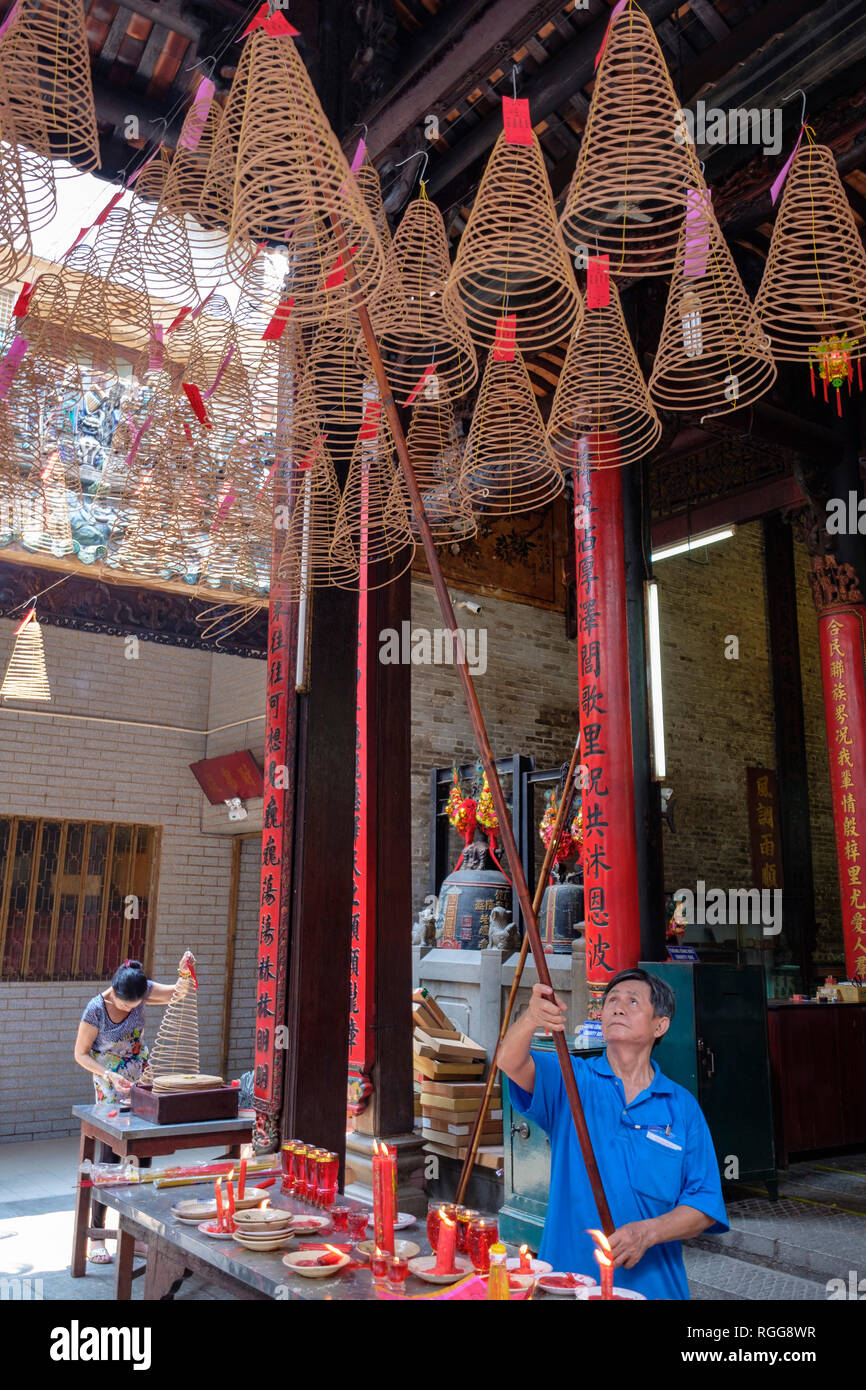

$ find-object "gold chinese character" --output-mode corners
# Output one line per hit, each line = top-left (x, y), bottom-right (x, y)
(836, 726), (854, 746)
(761, 862), (778, 888)
(844, 816), (859, 839)
(846, 840), (861, 862)
(830, 660), (844, 679)
(756, 776), (770, 797)
(852, 912), (865, 931)
(849, 864), (862, 885)
(830, 639), (843, 656)
(850, 888), (866, 910)
(757, 804), (774, 828)
(842, 770), (854, 788)
(839, 748), (854, 768)
(760, 834), (776, 857)
(833, 683), (845, 702)
(835, 704), (848, 725)
(842, 793), (856, 815)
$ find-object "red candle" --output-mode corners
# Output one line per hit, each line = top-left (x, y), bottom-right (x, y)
(224, 1173), (236, 1231)
(372, 1141), (396, 1256)
(519, 1244), (532, 1273)
(434, 1212), (457, 1275)
(238, 1158), (247, 1200)
(214, 1179), (224, 1232)
(590, 1229), (614, 1300)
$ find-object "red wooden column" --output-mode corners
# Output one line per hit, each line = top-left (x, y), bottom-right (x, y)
(574, 451), (642, 1022)
(817, 603), (866, 980)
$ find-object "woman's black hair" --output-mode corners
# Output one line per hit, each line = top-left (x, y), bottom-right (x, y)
(111, 959), (148, 1002)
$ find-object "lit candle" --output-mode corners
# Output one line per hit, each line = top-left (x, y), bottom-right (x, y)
(238, 1158), (247, 1200)
(519, 1244), (531, 1273)
(434, 1211), (457, 1275)
(214, 1179), (224, 1232)
(225, 1171), (236, 1231)
(589, 1229), (614, 1300)
(372, 1141), (396, 1256)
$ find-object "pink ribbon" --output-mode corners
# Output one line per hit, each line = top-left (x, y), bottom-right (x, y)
(125, 414), (154, 465)
(0, 1), (21, 43)
(178, 78), (216, 152)
(202, 344), (235, 400)
(0, 335), (28, 397)
(148, 325), (164, 372)
(595, 0), (628, 69)
(770, 125), (805, 205)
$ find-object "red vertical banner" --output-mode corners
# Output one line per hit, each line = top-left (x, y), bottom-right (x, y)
(254, 471), (299, 1135)
(348, 419), (376, 1115)
(574, 448), (642, 1016)
(818, 605), (866, 979)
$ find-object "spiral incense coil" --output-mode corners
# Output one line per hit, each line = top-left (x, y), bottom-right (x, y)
(196, 436), (273, 597)
(0, 0), (100, 175)
(331, 406), (416, 586)
(462, 348), (563, 515)
(560, 1), (705, 277)
(649, 194), (777, 415)
(146, 970), (202, 1080)
(548, 280), (661, 470)
(206, 28), (384, 319)
(755, 140), (866, 361)
(310, 308), (374, 471)
(0, 609), (51, 701)
(370, 188), (478, 405)
(0, 44), (56, 233)
(275, 379), (359, 597)
(132, 149), (200, 309)
(355, 156), (403, 330)
(107, 415), (210, 582)
(63, 211), (157, 381)
(0, 71), (32, 288)
(443, 123), (581, 352)
(405, 396), (476, 543)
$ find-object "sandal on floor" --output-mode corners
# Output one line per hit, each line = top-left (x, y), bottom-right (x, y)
(88, 1244), (113, 1265)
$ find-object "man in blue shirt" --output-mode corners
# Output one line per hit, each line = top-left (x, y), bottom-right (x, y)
(499, 968), (728, 1299)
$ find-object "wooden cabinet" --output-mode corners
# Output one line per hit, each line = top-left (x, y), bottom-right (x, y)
(767, 1002), (866, 1165)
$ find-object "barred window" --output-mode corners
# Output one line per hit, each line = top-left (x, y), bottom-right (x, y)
(0, 818), (159, 982)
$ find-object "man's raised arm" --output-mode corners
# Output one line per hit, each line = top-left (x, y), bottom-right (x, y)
(498, 983), (568, 1094)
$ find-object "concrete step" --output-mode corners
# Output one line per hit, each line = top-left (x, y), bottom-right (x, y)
(694, 1194), (866, 1282)
(685, 1247), (829, 1301)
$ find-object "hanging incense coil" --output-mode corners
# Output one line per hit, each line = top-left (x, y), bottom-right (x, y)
(196, 437), (274, 597)
(0, 42), (56, 232)
(405, 396), (476, 543)
(755, 140), (866, 361)
(649, 192), (777, 415)
(443, 120), (581, 352)
(62, 211), (157, 382)
(560, 1), (704, 277)
(462, 349), (563, 515)
(132, 148), (200, 309)
(355, 157), (402, 325)
(0, 0), (100, 174)
(371, 189), (478, 405)
(331, 405), (416, 586)
(310, 309), (373, 472)
(0, 68), (32, 288)
(145, 965), (202, 1081)
(0, 609), (51, 702)
(145, 80), (232, 295)
(205, 28), (384, 318)
(548, 280), (661, 469)
(107, 415), (211, 583)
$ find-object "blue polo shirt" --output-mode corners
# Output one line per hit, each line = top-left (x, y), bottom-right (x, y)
(508, 1050), (728, 1300)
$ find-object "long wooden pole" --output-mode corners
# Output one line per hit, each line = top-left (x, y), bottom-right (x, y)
(339, 254), (614, 1234)
(455, 735), (582, 1205)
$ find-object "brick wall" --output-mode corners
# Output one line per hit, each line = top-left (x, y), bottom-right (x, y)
(226, 837), (262, 1079)
(0, 620), (260, 1142)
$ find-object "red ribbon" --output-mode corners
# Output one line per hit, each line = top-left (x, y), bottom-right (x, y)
(12, 282), (35, 318)
(182, 382), (212, 428)
(261, 297), (295, 341)
(14, 607), (36, 636)
(323, 245), (359, 290)
(404, 363), (437, 406)
(358, 401), (382, 441)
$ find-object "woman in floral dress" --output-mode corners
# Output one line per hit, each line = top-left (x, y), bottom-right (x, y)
(73, 956), (190, 1263)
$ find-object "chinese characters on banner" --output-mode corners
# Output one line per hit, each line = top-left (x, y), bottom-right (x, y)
(254, 492), (299, 1119)
(746, 767), (784, 895)
(574, 448), (641, 1014)
(818, 608), (866, 979)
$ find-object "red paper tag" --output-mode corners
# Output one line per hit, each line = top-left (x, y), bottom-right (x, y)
(241, 3), (300, 37)
(93, 189), (126, 227)
(502, 96), (533, 146)
(492, 315), (517, 362)
(12, 282), (35, 318)
(182, 382), (212, 428)
(261, 297), (295, 341)
(323, 245), (359, 290)
(404, 363), (437, 406)
(358, 401), (382, 441)
(586, 255), (610, 309)
(168, 306), (192, 333)
(298, 433), (327, 470)
(14, 607), (35, 637)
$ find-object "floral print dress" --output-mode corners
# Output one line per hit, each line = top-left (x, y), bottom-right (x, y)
(81, 984), (153, 1104)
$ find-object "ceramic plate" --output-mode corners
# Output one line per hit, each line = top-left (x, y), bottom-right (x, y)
(506, 1257), (552, 1276)
(171, 1188), (271, 1222)
(288, 1214), (331, 1235)
(232, 1231), (292, 1253)
(407, 1254), (473, 1284)
(575, 1285), (646, 1301)
(196, 1221), (236, 1238)
(282, 1250), (350, 1278)
(356, 1238), (420, 1261)
(394, 1212), (417, 1230)
(537, 1272), (596, 1295)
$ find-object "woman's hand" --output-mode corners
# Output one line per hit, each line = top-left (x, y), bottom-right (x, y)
(109, 1072), (133, 1094)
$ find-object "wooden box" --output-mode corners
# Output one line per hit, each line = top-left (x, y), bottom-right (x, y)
(130, 1083), (239, 1125)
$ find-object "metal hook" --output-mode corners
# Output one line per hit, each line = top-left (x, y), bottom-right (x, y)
(185, 53), (218, 78)
(783, 87), (807, 128)
(512, 64), (518, 99)
(394, 149), (430, 187)
(355, 122), (369, 142)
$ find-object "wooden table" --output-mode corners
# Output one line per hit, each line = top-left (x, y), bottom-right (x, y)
(767, 1001), (866, 1165)
(96, 1184), (531, 1301)
(70, 1103), (253, 1279)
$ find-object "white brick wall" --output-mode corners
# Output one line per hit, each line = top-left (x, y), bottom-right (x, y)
(0, 620), (263, 1142)
(225, 838), (262, 1079)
